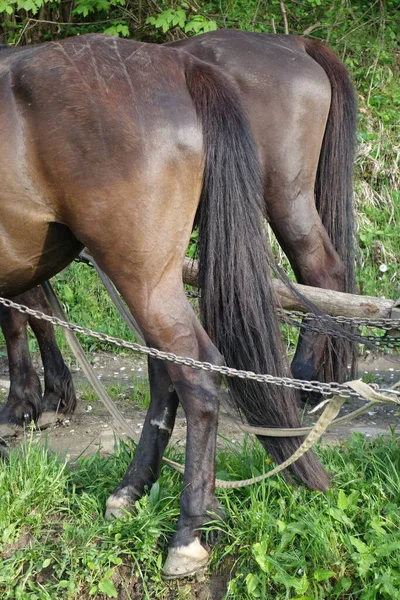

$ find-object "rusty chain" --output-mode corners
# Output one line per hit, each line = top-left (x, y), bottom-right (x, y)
(280, 313), (400, 349)
(1, 288), (399, 488)
(77, 256), (400, 345)
(279, 308), (400, 331)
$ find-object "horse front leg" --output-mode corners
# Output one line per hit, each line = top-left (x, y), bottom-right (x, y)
(0, 293), (42, 425)
(29, 286), (77, 416)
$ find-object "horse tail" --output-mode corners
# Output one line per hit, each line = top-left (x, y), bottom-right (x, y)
(184, 58), (329, 491)
(303, 38), (358, 381)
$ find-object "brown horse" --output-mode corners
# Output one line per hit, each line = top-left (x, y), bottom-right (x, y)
(0, 34), (328, 577)
(0, 30), (357, 429)
(0, 41), (75, 426)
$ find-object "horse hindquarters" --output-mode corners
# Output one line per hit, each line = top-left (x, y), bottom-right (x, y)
(4, 36), (328, 578)
(168, 31), (357, 390)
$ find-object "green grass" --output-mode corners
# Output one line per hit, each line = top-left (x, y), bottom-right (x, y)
(355, 188), (400, 300)
(1, 433), (400, 599)
(79, 378), (151, 412)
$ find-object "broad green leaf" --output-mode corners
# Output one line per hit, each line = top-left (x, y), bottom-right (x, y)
(245, 573), (261, 597)
(350, 536), (369, 554)
(313, 569), (335, 582)
(98, 578), (118, 598)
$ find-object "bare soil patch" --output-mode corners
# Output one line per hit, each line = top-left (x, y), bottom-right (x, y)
(1, 352), (399, 459)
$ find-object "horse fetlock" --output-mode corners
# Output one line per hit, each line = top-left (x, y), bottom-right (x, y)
(0, 395), (40, 425)
(162, 537), (210, 580)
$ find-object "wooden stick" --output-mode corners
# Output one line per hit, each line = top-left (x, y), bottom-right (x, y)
(280, 1), (289, 34)
(182, 257), (396, 319)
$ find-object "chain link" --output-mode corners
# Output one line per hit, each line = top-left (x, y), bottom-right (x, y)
(187, 289), (400, 330)
(281, 314), (400, 349)
(80, 257), (400, 340)
(278, 308), (400, 331)
(186, 289), (400, 347)
(0, 294), (382, 401)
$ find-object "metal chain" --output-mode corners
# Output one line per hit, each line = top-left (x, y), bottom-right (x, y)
(80, 257), (400, 342)
(187, 289), (400, 330)
(281, 314), (400, 349)
(186, 289), (400, 348)
(280, 308), (400, 331)
(0, 295), (370, 400)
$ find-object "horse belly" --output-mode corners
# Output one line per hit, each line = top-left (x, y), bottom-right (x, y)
(0, 137), (81, 297)
(0, 207), (80, 298)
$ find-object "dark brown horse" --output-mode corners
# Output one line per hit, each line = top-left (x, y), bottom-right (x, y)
(169, 30), (357, 388)
(0, 34), (328, 577)
(0, 30), (357, 429)
(0, 43), (77, 426)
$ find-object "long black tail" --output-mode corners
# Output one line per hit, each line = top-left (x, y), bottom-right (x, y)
(303, 38), (358, 382)
(185, 58), (329, 491)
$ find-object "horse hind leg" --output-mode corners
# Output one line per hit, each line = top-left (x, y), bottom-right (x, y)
(162, 318), (226, 578)
(0, 291), (42, 426)
(268, 187), (347, 394)
(101, 270), (224, 578)
(61, 119), (223, 575)
(105, 357), (180, 517)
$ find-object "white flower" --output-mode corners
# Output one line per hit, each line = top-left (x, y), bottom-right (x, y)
(379, 264), (388, 273)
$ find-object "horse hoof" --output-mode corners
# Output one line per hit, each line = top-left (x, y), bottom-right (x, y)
(162, 538), (210, 580)
(105, 487), (137, 520)
(0, 422), (18, 439)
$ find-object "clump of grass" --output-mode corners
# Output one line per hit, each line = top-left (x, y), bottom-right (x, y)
(212, 434), (400, 599)
(1, 433), (400, 599)
(0, 437), (179, 599)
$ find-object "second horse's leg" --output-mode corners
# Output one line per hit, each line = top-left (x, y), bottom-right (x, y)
(106, 357), (180, 516)
(29, 286), (76, 416)
(0, 294), (42, 425)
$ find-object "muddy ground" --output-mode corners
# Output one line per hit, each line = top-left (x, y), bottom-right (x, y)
(1, 352), (399, 459)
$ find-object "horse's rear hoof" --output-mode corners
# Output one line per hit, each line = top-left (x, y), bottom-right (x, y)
(105, 486), (138, 520)
(162, 538), (210, 580)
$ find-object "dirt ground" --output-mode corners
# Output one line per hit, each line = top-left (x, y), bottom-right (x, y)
(1, 352), (399, 459)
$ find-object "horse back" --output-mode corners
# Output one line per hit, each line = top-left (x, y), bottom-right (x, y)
(168, 30), (331, 172)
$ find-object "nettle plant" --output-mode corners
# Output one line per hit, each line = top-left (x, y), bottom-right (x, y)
(145, 5), (217, 35)
(0, 0), (130, 43)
